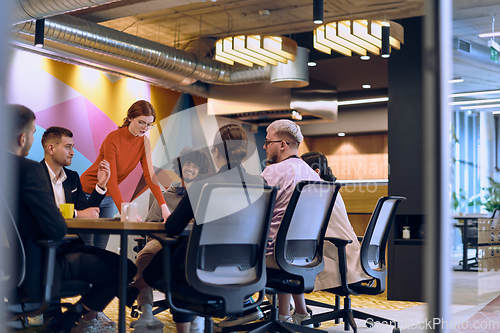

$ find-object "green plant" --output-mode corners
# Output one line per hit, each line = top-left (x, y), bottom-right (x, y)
(469, 177), (500, 213)
(482, 177), (500, 213)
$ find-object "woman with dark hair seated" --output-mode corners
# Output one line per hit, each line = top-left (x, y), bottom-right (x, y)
(301, 151), (370, 291)
(142, 124), (266, 333)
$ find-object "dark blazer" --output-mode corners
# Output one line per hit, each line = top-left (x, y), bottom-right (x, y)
(40, 159), (104, 212)
(6, 154), (67, 299)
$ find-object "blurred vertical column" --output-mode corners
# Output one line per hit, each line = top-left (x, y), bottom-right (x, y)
(479, 112), (495, 194)
(0, 0), (15, 328)
(423, 0), (452, 332)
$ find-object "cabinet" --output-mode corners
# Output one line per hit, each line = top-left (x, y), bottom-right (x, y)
(387, 214), (425, 302)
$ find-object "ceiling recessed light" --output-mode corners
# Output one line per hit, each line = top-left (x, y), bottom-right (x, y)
(338, 132), (346, 137)
(362, 84), (371, 89)
(360, 55), (370, 60)
(308, 61), (317, 67)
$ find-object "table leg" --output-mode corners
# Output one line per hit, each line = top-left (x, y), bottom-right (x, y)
(462, 220), (469, 271)
(118, 233), (128, 333)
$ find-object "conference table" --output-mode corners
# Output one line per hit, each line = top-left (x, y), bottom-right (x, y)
(66, 218), (167, 333)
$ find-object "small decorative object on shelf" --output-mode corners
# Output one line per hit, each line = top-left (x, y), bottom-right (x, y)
(402, 226), (410, 239)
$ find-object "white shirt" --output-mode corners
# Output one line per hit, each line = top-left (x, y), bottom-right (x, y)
(45, 161), (67, 208)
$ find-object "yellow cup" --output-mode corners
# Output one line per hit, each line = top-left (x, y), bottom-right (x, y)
(59, 203), (75, 219)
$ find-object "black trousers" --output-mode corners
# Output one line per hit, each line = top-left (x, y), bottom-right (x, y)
(143, 241), (194, 323)
(58, 243), (137, 312)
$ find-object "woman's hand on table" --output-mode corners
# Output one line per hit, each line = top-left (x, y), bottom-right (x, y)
(161, 204), (171, 224)
(77, 207), (100, 218)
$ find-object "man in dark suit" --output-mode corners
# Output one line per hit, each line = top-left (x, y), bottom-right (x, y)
(40, 126), (109, 219)
(4, 104), (137, 333)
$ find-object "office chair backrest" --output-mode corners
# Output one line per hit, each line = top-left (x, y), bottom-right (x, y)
(360, 196), (406, 291)
(273, 181), (342, 290)
(186, 182), (276, 314)
(0, 192), (26, 291)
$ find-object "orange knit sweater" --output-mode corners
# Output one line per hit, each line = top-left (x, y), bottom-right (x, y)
(81, 127), (166, 213)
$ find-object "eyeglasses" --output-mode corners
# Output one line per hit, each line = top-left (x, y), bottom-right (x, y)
(137, 120), (155, 129)
(264, 139), (289, 148)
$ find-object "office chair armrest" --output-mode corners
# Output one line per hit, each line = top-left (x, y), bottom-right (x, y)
(148, 233), (179, 246)
(31, 237), (77, 317)
(324, 237), (354, 295)
(324, 237), (352, 247)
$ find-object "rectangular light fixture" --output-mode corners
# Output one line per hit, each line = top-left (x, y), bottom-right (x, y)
(449, 98), (500, 106)
(449, 89), (500, 98)
(479, 31), (500, 38)
(460, 103), (500, 110)
(448, 78), (464, 83)
(338, 97), (389, 106)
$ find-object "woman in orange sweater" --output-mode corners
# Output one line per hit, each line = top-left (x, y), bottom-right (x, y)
(80, 100), (170, 249)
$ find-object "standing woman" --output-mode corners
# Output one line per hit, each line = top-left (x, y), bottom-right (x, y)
(80, 100), (170, 249)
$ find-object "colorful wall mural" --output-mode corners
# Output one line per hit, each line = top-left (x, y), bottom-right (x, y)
(5, 49), (261, 219)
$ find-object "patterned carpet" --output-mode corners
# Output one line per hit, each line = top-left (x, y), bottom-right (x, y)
(66, 291), (422, 332)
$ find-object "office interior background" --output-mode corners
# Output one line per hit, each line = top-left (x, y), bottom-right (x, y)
(1, 0), (500, 331)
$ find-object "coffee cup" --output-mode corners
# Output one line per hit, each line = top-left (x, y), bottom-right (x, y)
(121, 202), (138, 222)
(59, 203), (75, 219)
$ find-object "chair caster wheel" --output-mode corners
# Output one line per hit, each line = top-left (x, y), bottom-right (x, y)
(314, 322), (321, 328)
(130, 310), (139, 318)
(365, 321), (374, 328)
(392, 327), (401, 333)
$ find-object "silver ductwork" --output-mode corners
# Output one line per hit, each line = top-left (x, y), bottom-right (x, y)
(13, 14), (271, 86)
(13, 0), (121, 24)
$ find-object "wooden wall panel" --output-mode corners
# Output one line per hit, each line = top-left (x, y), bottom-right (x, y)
(306, 134), (388, 180)
(340, 184), (388, 213)
(348, 214), (371, 236)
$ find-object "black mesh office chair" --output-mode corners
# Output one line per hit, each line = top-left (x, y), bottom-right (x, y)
(152, 183), (277, 333)
(303, 196), (406, 333)
(225, 180), (342, 333)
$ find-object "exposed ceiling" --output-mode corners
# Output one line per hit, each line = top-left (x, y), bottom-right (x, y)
(11, 0), (500, 123)
(70, 0), (500, 96)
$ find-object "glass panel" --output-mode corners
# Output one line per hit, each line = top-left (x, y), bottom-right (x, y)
(451, 1), (500, 329)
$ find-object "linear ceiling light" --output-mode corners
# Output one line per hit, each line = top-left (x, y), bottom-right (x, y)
(313, 20), (403, 57)
(338, 97), (389, 106)
(448, 78), (464, 83)
(214, 35), (297, 67)
(479, 32), (500, 38)
(449, 98), (500, 106)
(449, 89), (500, 98)
(460, 103), (500, 110)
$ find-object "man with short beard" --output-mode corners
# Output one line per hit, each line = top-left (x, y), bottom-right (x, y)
(261, 119), (321, 326)
(41, 126), (110, 219)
